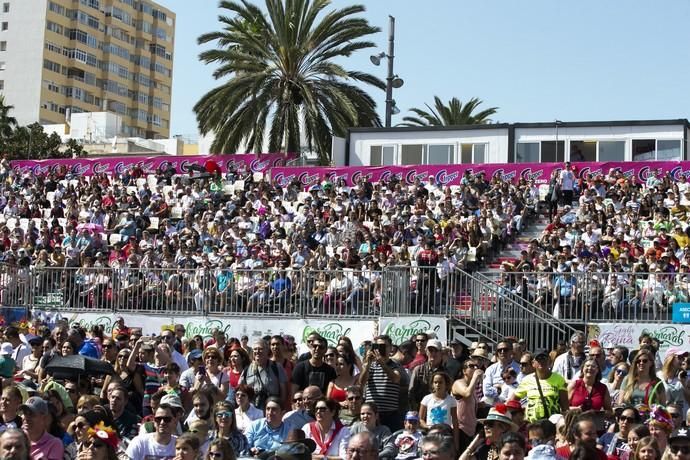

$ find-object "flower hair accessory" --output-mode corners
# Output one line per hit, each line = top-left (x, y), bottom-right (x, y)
(87, 422), (120, 450)
(646, 405), (674, 432)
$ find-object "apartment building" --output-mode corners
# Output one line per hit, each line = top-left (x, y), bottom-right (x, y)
(0, 0), (174, 139)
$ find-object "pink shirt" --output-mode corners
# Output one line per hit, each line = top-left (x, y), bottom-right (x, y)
(29, 431), (64, 460)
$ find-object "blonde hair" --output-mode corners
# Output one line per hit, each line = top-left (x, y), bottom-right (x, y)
(621, 350), (656, 404)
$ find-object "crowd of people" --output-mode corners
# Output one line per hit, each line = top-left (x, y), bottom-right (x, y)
(497, 162), (690, 323)
(0, 318), (686, 460)
(0, 160), (537, 315)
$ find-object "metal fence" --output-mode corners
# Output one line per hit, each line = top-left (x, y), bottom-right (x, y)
(0, 263), (586, 348)
(0, 265), (396, 318)
(480, 270), (683, 324)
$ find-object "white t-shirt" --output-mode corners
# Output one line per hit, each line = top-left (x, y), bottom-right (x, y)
(420, 393), (457, 427)
(125, 433), (177, 460)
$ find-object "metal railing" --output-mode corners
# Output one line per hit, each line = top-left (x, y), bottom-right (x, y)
(2, 265), (394, 318)
(0, 263), (585, 348)
(453, 269), (579, 351)
(480, 270), (682, 324)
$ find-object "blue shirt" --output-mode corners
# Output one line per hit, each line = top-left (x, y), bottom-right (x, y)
(244, 418), (293, 453)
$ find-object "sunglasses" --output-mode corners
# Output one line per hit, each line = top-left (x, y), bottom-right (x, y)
(618, 415), (636, 423)
(208, 453), (222, 459)
(484, 421), (502, 428)
(415, 339), (427, 343)
(496, 348), (510, 353)
(75, 422), (88, 430)
(519, 362), (531, 366)
(636, 359), (650, 364)
(293, 398), (302, 403)
(670, 445), (690, 455)
(103, 344), (115, 349)
(347, 396), (362, 401)
(154, 416), (173, 424)
(315, 406), (329, 412)
(312, 344), (325, 350)
(216, 412), (232, 419)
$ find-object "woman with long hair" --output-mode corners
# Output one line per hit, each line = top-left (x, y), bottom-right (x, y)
(302, 398), (350, 459)
(226, 347), (249, 391)
(657, 350), (690, 409)
(205, 438), (236, 460)
(606, 362), (630, 403)
(326, 354), (357, 406)
(618, 350), (666, 409)
(208, 400), (247, 456)
(99, 347), (144, 411)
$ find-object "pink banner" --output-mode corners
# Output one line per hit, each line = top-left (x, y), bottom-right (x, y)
(270, 161), (690, 188)
(10, 153), (297, 177)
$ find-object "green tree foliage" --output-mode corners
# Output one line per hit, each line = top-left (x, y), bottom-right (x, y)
(399, 96), (498, 127)
(194, 0), (385, 163)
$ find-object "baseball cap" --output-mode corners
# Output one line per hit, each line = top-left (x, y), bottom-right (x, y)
(160, 393), (183, 410)
(20, 396), (49, 415)
(425, 339), (443, 351)
(670, 427), (690, 442)
(405, 411), (420, 422)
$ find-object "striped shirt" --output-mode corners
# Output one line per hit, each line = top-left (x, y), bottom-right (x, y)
(364, 360), (402, 412)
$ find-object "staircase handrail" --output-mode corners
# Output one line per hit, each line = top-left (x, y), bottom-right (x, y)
(473, 270), (580, 331)
(456, 268), (579, 344)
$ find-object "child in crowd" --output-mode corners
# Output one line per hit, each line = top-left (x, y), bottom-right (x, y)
(419, 371), (459, 448)
(379, 411), (424, 460)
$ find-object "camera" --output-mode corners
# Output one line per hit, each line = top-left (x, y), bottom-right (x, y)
(371, 343), (385, 354)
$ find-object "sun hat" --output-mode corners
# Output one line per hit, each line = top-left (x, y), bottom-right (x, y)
(478, 404), (516, 429)
(471, 348), (490, 360)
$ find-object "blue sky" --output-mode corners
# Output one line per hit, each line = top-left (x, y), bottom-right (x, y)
(157, 0), (690, 138)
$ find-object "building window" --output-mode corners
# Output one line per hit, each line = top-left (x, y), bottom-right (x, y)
(370, 145), (395, 166)
(516, 142), (539, 163)
(598, 141), (625, 161)
(540, 141), (564, 163)
(400, 145), (423, 165)
(460, 143), (486, 164)
(632, 139), (656, 161)
(0, 62), (6, 71)
(427, 144), (454, 164)
(0, 80), (4, 91)
(657, 140), (681, 161)
(570, 141), (596, 162)
(2, 3), (8, 13)
(1, 22), (7, 31)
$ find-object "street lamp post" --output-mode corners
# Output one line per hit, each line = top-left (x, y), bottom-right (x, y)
(371, 16), (403, 128)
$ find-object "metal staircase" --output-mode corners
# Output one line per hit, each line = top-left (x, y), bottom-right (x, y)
(451, 269), (579, 351)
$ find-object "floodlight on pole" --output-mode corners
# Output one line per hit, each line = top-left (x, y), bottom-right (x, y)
(370, 16), (403, 127)
(370, 52), (386, 66)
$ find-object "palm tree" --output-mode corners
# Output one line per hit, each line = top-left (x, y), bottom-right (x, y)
(399, 96), (498, 127)
(194, 0), (385, 163)
(0, 95), (17, 139)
